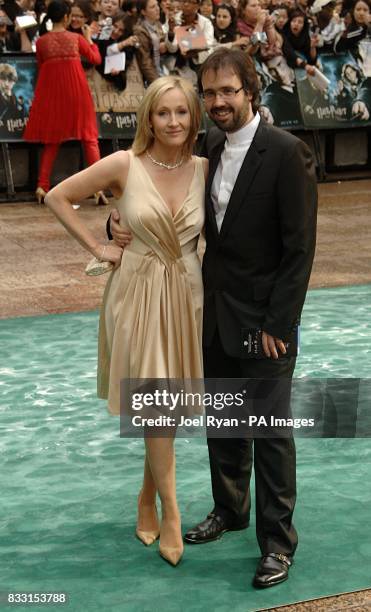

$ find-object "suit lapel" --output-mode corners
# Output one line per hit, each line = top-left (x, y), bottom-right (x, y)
(219, 120), (269, 241)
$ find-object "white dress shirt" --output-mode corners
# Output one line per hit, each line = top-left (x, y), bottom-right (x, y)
(211, 112), (260, 232)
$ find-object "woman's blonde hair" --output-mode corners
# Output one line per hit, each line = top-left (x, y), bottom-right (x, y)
(132, 76), (201, 159)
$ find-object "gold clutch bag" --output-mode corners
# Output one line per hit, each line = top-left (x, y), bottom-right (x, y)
(85, 257), (113, 276)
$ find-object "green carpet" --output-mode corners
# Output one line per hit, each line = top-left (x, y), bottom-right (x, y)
(1, 285), (371, 612)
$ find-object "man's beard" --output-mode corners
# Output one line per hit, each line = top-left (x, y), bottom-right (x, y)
(209, 104), (250, 133)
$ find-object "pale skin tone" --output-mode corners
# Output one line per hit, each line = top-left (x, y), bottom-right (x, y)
(45, 87), (208, 561)
(353, 0), (370, 24)
(70, 6), (88, 30)
(290, 16), (316, 74)
(99, 0), (119, 18)
(215, 8), (250, 48)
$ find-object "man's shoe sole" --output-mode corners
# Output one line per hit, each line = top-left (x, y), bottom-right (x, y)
(184, 523), (249, 545)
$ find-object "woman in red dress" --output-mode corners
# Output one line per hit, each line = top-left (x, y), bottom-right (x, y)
(24, 0), (107, 204)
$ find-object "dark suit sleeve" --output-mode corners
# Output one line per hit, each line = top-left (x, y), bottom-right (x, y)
(262, 139), (317, 340)
(198, 132), (209, 157)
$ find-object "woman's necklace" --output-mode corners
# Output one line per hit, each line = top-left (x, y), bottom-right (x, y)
(146, 150), (184, 170)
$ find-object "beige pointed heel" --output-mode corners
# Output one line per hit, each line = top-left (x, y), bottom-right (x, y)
(35, 187), (47, 204)
(136, 491), (160, 546)
(159, 543), (183, 566)
(136, 528), (160, 546)
(158, 515), (183, 566)
(94, 191), (109, 206)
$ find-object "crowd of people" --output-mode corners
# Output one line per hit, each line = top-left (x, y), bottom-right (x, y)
(0, 0), (370, 197)
(0, 0), (370, 88)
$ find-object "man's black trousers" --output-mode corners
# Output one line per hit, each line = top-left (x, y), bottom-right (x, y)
(204, 330), (298, 556)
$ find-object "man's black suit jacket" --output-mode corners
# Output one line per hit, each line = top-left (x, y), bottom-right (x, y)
(201, 119), (317, 358)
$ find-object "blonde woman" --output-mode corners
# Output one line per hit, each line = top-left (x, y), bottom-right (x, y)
(45, 76), (207, 567)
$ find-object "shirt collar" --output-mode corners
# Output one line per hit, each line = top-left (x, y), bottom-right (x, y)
(226, 112), (260, 146)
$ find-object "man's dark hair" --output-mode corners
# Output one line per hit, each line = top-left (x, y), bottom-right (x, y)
(198, 48), (261, 113)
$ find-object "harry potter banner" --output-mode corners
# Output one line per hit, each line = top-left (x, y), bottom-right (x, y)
(1, 47), (370, 142)
(295, 52), (371, 129)
(0, 54), (37, 141)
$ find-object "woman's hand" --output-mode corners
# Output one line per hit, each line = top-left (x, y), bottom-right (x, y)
(90, 21), (101, 37)
(94, 242), (123, 265)
(233, 36), (249, 48)
(305, 64), (316, 76)
(82, 24), (93, 44)
(125, 35), (138, 47)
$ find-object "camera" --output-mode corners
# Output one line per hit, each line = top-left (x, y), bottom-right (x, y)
(250, 31), (268, 46)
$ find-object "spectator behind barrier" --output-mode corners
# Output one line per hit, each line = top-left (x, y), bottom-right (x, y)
(94, 0), (120, 40)
(0, 8), (33, 51)
(213, 3), (251, 49)
(271, 5), (289, 33)
(237, 0), (278, 55)
(335, 0), (370, 56)
(199, 0), (215, 21)
(121, 0), (139, 32)
(213, 4), (239, 42)
(96, 11), (138, 90)
(296, 0), (311, 17)
(283, 9), (317, 73)
(161, 0), (214, 84)
(134, 0), (177, 85)
(159, 0), (172, 24)
(68, 0), (94, 35)
(2, 0), (38, 50)
(281, 0), (296, 10)
(310, 0), (346, 52)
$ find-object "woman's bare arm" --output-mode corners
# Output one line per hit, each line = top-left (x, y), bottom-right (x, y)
(44, 150), (129, 263)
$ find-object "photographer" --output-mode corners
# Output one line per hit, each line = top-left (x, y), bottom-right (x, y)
(237, 0), (278, 56)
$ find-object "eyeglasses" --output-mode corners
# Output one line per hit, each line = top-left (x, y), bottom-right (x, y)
(201, 86), (244, 101)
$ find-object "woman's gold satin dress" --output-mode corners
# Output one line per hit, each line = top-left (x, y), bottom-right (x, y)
(98, 151), (205, 415)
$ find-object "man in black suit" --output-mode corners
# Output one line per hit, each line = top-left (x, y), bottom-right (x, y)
(108, 48), (317, 588)
(182, 47), (317, 588)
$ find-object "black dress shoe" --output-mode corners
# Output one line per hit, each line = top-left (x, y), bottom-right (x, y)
(253, 553), (292, 588)
(184, 512), (248, 544)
